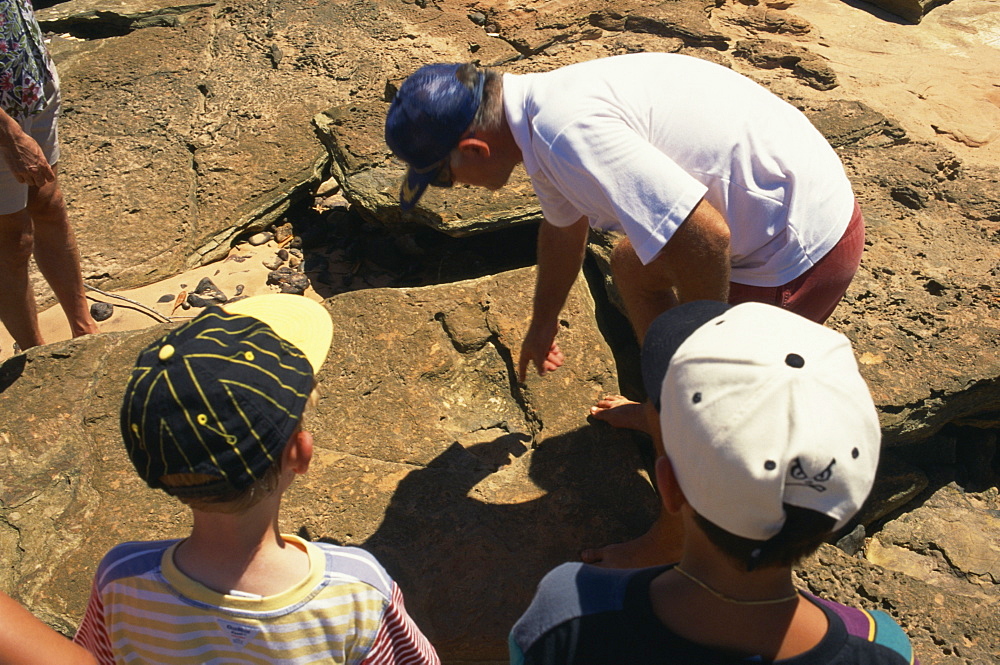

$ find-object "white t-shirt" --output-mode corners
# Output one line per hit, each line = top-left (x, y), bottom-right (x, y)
(503, 53), (855, 287)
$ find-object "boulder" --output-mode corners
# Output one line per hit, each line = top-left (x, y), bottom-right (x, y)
(864, 0), (955, 24)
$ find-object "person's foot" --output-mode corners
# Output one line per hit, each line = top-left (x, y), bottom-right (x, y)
(580, 528), (682, 569)
(589, 395), (648, 432)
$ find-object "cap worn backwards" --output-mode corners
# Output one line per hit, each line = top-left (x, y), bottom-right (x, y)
(642, 301), (881, 542)
(384, 63), (485, 211)
(120, 294), (334, 498)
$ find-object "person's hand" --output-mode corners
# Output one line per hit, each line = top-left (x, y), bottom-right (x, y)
(517, 318), (565, 382)
(0, 115), (54, 187)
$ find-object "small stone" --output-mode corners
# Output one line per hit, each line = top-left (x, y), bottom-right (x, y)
(288, 236), (303, 249)
(274, 223), (294, 244)
(267, 267), (310, 295)
(248, 232), (273, 246)
(90, 302), (114, 321)
(468, 11), (487, 25)
(234, 284), (244, 296)
(156, 294), (174, 303)
(288, 254), (302, 268)
(263, 257), (284, 270)
(191, 277), (227, 305)
(315, 176), (340, 196)
(277, 248), (289, 261)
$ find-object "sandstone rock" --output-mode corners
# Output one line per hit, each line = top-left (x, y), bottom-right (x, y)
(866, 483), (1000, 600)
(798, 544), (1000, 665)
(865, 0), (955, 24)
(0, 268), (658, 661)
(733, 38), (838, 90)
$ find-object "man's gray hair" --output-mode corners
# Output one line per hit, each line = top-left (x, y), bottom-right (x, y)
(456, 63), (504, 133)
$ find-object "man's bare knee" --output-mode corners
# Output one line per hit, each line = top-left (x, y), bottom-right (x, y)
(0, 216), (35, 267)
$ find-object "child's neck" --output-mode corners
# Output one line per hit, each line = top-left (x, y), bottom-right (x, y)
(650, 537), (827, 660)
(173, 494), (311, 597)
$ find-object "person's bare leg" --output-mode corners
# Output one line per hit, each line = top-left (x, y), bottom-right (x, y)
(0, 208), (44, 350)
(586, 384), (687, 568)
(590, 236), (677, 428)
(25, 166), (98, 338)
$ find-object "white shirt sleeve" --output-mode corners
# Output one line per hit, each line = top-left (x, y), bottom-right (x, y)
(530, 116), (708, 265)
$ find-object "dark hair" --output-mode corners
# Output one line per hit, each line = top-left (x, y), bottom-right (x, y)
(693, 505), (837, 570)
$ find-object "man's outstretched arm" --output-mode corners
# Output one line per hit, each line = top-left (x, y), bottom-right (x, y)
(517, 215), (590, 381)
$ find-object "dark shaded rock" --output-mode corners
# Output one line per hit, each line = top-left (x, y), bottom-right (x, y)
(187, 277), (227, 307)
(273, 223), (294, 244)
(89, 302), (114, 321)
(733, 39), (838, 89)
(865, 0), (955, 24)
(266, 267), (309, 294)
(155, 294), (174, 303)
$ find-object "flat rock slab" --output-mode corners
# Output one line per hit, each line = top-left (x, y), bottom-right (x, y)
(1, 269), (996, 663)
(0, 268), (658, 661)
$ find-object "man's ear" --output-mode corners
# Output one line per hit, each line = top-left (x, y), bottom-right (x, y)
(655, 455), (686, 515)
(283, 429), (313, 475)
(456, 136), (491, 159)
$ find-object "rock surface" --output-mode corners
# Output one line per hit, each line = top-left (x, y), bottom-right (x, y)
(2, 0), (998, 663)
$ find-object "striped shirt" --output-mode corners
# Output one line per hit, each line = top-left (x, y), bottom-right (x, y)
(74, 535), (439, 665)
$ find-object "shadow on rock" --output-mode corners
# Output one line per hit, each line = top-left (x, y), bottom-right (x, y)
(334, 425), (658, 661)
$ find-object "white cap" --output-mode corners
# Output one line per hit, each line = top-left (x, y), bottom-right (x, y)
(642, 301), (881, 541)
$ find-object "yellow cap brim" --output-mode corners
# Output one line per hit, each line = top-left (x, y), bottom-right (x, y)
(224, 294), (333, 374)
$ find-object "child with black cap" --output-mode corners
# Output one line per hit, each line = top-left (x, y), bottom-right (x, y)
(73, 294), (439, 665)
(509, 301), (917, 664)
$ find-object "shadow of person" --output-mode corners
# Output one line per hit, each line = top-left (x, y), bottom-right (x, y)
(342, 424), (659, 662)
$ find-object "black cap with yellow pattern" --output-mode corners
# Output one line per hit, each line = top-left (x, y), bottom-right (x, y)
(120, 295), (333, 497)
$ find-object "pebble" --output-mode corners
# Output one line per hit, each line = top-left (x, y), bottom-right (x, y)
(187, 277), (227, 307)
(267, 267), (309, 295)
(156, 294), (174, 303)
(263, 257), (284, 270)
(274, 223), (294, 244)
(248, 232), (273, 246)
(315, 176), (340, 196)
(90, 302), (114, 321)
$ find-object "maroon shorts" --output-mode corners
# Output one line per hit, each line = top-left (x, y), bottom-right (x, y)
(728, 200), (865, 324)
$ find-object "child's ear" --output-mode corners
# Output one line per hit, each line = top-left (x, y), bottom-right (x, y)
(283, 429), (313, 475)
(655, 455), (686, 514)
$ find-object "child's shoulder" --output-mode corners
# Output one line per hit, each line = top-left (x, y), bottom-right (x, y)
(808, 593), (917, 664)
(94, 539), (179, 586)
(308, 541), (396, 599)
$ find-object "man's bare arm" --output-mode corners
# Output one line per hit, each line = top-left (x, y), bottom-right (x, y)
(0, 108), (55, 188)
(658, 197), (731, 304)
(517, 215), (590, 381)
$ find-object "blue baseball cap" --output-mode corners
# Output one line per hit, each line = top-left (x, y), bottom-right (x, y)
(384, 63), (485, 210)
